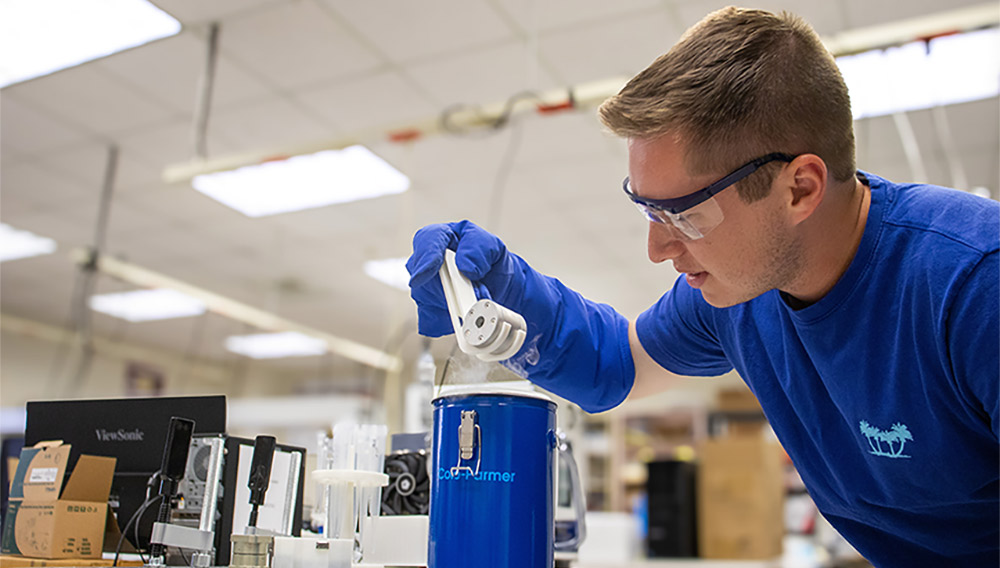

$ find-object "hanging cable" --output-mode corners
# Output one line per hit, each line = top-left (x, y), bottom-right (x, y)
(193, 22), (221, 160)
(438, 91), (542, 232)
(61, 144), (120, 395)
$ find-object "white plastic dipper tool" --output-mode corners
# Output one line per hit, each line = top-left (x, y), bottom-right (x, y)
(439, 249), (527, 362)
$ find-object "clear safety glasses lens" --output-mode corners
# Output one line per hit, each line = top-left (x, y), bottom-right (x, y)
(633, 196), (725, 240)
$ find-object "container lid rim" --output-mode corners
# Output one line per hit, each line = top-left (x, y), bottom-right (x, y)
(432, 381), (554, 403)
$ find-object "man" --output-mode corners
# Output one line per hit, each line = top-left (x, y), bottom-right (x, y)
(407, 7), (998, 567)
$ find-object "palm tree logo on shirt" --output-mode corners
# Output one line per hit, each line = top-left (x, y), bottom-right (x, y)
(859, 420), (913, 458)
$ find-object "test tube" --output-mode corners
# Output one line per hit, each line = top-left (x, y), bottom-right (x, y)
(325, 423), (357, 540)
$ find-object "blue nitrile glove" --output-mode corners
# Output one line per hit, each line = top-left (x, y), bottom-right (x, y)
(406, 220), (635, 412)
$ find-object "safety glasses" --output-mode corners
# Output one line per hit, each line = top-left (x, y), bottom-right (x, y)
(623, 152), (796, 240)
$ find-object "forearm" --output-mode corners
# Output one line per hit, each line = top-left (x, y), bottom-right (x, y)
(627, 320), (687, 400)
(506, 271), (635, 413)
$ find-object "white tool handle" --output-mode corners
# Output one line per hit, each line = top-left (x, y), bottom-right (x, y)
(441, 250), (478, 315)
(438, 249), (527, 362)
(440, 250), (476, 354)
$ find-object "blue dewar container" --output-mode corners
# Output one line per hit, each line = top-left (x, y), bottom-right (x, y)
(429, 388), (557, 568)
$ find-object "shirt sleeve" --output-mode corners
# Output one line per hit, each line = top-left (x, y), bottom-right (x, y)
(635, 275), (733, 376)
(945, 250), (999, 439)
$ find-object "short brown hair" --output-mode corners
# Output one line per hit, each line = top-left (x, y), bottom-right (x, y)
(599, 7), (856, 201)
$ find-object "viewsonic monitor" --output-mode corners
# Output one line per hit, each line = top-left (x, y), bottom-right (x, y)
(24, 395), (227, 550)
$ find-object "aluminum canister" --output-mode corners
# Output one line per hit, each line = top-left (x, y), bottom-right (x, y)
(429, 385), (556, 568)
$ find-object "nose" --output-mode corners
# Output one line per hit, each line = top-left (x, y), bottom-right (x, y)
(647, 221), (686, 263)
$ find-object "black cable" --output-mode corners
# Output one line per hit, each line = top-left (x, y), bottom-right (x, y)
(113, 492), (162, 567)
(147, 483), (176, 561)
(134, 499), (147, 564)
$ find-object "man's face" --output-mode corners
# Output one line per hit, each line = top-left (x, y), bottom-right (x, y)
(627, 135), (803, 307)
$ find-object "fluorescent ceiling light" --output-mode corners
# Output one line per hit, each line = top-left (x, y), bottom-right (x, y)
(0, 224), (57, 262)
(89, 288), (207, 322)
(0, 0), (181, 88)
(839, 28), (1000, 120)
(225, 331), (328, 359)
(192, 145), (410, 217)
(364, 257), (410, 291)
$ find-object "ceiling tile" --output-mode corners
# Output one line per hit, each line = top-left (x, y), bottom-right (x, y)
(113, 182), (249, 229)
(2, 65), (176, 136)
(508, 112), (619, 168)
(294, 71), (439, 134)
(405, 39), (560, 107)
(117, 118), (243, 176)
(0, 95), (92, 156)
(1, 161), (97, 213)
(30, 142), (161, 198)
(221, 1), (383, 90)
(374, 132), (513, 186)
(96, 31), (275, 115)
(538, 8), (682, 85)
(491, 0), (664, 33)
(99, 200), (183, 247)
(325, 0), (516, 63)
(0, 192), (44, 220)
(0, 257), (78, 325)
(107, 222), (238, 268)
(208, 97), (336, 153)
(11, 201), (101, 249)
(149, 0), (284, 24)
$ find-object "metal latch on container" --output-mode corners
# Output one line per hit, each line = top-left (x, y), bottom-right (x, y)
(451, 410), (481, 476)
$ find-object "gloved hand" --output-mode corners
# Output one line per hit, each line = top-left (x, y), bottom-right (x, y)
(406, 220), (635, 412)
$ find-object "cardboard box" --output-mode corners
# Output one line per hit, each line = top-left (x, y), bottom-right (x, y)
(1, 442), (116, 560)
(696, 436), (784, 560)
(716, 387), (764, 413)
(0, 556), (142, 568)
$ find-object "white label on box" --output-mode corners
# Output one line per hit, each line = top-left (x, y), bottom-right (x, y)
(29, 467), (59, 483)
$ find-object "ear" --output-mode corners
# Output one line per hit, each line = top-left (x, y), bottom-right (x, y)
(782, 154), (827, 226)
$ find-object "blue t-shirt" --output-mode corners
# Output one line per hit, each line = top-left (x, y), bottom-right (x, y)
(635, 172), (999, 566)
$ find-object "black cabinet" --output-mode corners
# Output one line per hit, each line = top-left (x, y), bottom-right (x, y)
(646, 460), (698, 557)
